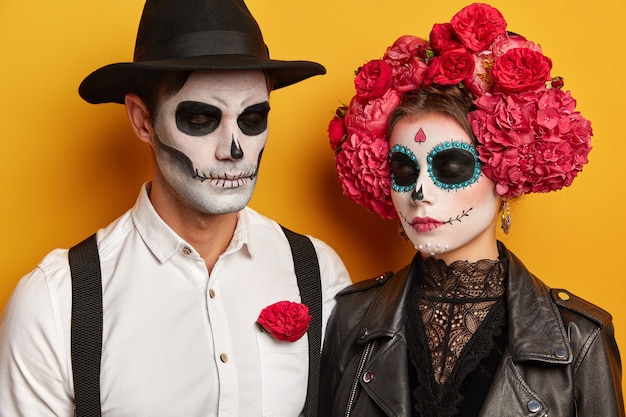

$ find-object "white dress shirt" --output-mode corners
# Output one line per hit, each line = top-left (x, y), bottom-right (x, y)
(0, 183), (351, 417)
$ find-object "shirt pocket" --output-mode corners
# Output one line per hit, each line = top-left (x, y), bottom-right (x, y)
(256, 332), (308, 417)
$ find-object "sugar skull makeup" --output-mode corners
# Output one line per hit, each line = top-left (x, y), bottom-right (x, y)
(151, 70), (270, 215)
(388, 112), (500, 262)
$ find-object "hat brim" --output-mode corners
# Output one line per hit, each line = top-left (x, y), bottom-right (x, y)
(78, 55), (326, 104)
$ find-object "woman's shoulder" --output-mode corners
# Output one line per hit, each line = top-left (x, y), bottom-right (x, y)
(548, 288), (613, 328)
(337, 271), (394, 296)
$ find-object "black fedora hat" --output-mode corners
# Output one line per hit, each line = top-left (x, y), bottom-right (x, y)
(79, 0), (326, 104)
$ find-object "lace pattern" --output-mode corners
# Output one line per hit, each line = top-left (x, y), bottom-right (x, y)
(405, 254), (507, 417)
(417, 256), (505, 383)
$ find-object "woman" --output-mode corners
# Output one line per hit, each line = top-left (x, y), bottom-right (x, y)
(320, 3), (624, 416)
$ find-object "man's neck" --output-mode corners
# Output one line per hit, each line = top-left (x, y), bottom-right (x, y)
(148, 182), (239, 273)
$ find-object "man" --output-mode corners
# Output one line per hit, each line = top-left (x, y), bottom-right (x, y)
(0, 0), (350, 415)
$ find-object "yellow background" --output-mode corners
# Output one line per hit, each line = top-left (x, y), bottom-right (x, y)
(1, 0), (625, 392)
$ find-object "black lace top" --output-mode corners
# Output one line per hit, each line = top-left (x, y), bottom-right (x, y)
(405, 253), (508, 417)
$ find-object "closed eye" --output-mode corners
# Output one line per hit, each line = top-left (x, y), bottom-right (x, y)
(390, 152), (419, 188)
(237, 101), (270, 136)
(176, 101), (222, 136)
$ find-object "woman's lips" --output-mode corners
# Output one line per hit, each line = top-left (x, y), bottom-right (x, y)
(410, 217), (443, 233)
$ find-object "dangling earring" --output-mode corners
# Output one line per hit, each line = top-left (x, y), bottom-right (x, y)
(397, 223), (411, 242)
(500, 200), (511, 235)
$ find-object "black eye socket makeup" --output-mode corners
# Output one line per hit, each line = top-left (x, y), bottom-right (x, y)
(389, 150), (420, 192)
(175, 101), (270, 137)
(430, 149), (477, 184)
(426, 141), (481, 190)
(175, 101), (222, 136)
(237, 101), (270, 136)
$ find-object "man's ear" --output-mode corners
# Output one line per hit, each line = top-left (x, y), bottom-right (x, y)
(125, 93), (154, 144)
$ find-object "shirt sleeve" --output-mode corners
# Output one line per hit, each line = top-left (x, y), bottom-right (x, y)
(308, 237), (352, 345)
(0, 265), (74, 416)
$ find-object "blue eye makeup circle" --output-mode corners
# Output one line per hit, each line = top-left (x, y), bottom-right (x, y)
(427, 141), (481, 190)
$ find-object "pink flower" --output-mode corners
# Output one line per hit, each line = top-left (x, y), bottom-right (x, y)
(492, 48), (552, 93)
(425, 49), (474, 85)
(345, 90), (401, 138)
(335, 134), (396, 219)
(354, 60), (394, 101)
(490, 33), (542, 56)
(383, 35), (430, 93)
(470, 88), (592, 197)
(384, 35), (431, 62)
(450, 3), (507, 52)
(257, 301), (311, 342)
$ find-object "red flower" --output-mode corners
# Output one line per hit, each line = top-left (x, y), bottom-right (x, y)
(429, 23), (464, 54)
(328, 106), (348, 152)
(345, 90), (401, 138)
(354, 60), (394, 101)
(424, 49), (474, 85)
(383, 35), (430, 93)
(335, 134), (396, 219)
(450, 3), (507, 52)
(492, 48), (552, 93)
(469, 88), (592, 198)
(257, 301), (311, 342)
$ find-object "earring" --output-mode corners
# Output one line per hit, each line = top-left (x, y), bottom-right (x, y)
(500, 200), (511, 235)
(397, 223), (411, 242)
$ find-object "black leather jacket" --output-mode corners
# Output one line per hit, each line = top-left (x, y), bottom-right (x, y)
(319, 244), (624, 416)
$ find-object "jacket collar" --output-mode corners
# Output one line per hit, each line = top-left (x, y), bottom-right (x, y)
(358, 243), (572, 364)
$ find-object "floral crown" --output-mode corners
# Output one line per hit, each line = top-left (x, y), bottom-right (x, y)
(328, 2), (593, 219)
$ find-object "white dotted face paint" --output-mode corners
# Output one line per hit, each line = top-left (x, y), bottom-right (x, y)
(389, 112), (500, 262)
(151, 70), (269, 215)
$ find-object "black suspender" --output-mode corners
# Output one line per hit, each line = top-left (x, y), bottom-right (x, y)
(69, 233), (102, 417)
(280, 226), (322, 417)
(69, 226), (322, 417)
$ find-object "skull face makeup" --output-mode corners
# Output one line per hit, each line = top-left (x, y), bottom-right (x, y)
(389, 112), (500, 262)
(151, 70), (270, 215)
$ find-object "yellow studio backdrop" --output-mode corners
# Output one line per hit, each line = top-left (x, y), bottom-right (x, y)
(1, 0), (625, 392)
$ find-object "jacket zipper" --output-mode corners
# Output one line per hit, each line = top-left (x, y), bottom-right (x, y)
(345, 341), (373, 417)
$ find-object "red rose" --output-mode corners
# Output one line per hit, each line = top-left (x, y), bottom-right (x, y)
(429, 23), (463, 54)
(257, 301), (311, 342)
(328, 107), (347, 152)
(354, 60), (394, 101)
(492, 48), (552, 93)
(450, 3), (507, 52)
(425, 49), (474, 85)
(463, 34), (545, 97)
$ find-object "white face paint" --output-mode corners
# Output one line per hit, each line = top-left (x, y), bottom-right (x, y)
(151, 70), (269, 215)
(389, 112), (501, 262)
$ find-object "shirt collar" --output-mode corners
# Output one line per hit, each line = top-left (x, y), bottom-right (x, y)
(131, 182), (255, 262)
